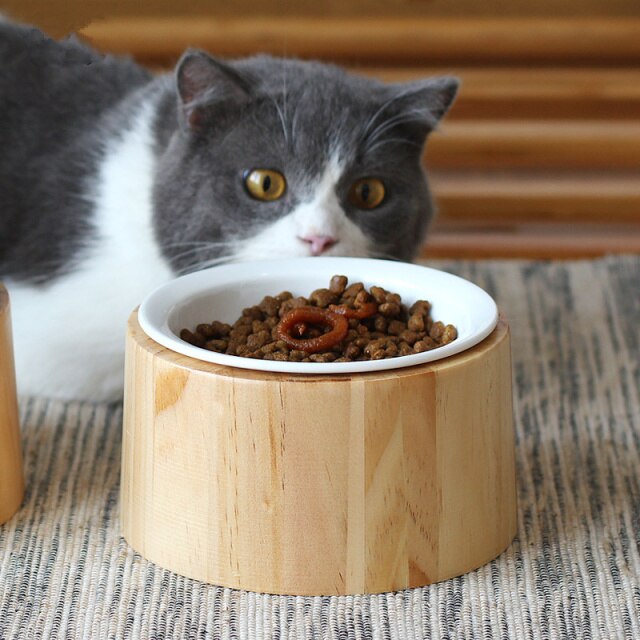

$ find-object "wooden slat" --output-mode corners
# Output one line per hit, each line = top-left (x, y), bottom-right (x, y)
(425, 121), (640, 169)
(80, 17), (640, 65)
(360, 68), (640, 120)
(430, 171), (640, 224)
(422, 224), (640, 259)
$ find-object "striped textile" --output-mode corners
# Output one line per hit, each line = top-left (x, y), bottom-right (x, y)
(0, 255), (638, 639)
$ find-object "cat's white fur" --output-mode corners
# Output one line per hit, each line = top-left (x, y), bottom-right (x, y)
(6, 101), (371, 401)
(7, 99), (172, 400)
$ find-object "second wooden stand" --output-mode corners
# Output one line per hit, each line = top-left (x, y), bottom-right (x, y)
(0, 284), (24, 525)
(122, 312), (517, 595)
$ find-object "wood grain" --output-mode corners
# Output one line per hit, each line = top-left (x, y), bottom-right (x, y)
(363, 68), (640, 121)
(422, 225), (640, 259)
(80, 17), (640, 65)
(430, 171), (640, 224)
(0, 284), (24, 525)
(122, 311), (517, 595)
(426, 121), (640, 170)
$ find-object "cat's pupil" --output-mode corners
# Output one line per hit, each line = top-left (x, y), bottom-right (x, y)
(361, 183), (370, 202)
(263, 175), (272, 192)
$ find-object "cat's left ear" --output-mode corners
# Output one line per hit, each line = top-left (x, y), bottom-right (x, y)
(175, 50), (252, 131)
(381, 76), (460, 139)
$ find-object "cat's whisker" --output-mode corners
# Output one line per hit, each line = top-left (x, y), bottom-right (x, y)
(361, 85), (432, 142)
(369, 249), (406, 263)
(175, 253), (239, 276)
(269, 94), (289, 147)
(161, 240), (230, 249)
(161, 240), (240, 263)
(364, 137), (423, 154)
(363, 108), (436, 151)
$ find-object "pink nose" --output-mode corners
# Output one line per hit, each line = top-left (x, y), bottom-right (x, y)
(299, 235), (337, 256)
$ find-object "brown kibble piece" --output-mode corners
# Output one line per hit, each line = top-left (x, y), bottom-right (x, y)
(399, 330), (418, 345)
(180, 329), (205, 348)
(309, 288), (338, 308)
(442, 324), (458, 344)
(387, 320), (405, 336)
(259, 296), (281, 317)
(410, 300), (431, 316)
(343, 282), (364, 297)
(407, 313), (425, 332)
(430, 321), (445, 340)
(246, 330), (270, 350)
(204, 339), (228, 352)
(370, 286), (387, 304)
(329, 275), (348, 295)
(378, 302), (401, 317)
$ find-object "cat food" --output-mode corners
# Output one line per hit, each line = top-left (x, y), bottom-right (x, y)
(179, 275), (457, 362)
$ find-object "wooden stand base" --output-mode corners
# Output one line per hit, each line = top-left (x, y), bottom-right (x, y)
(0, 284), (24, 525)
(122, 311), (517, 595)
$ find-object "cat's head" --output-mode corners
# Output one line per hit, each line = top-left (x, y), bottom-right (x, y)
(153, 51), (458, 273)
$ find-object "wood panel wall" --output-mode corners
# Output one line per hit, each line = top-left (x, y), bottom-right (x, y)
(6, 4), (640, 258)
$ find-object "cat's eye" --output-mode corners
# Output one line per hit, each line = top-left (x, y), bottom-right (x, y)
(244, 169), (287, 201)
(348, 178), (385, 210)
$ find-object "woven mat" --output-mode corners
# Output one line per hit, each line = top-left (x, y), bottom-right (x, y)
(1, 255), (639, 639)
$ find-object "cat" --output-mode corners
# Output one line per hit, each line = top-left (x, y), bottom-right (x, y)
(0, 21), (458, 401)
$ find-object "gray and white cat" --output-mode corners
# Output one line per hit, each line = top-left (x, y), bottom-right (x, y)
(0, 22), (458, 401)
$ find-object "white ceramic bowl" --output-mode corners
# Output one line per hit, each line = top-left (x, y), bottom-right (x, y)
(138, 257), (498, 374)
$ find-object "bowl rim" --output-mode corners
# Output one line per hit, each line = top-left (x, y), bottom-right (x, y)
(138, 257), (499, 374)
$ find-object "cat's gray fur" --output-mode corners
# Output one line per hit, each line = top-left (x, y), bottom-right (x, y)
(0, 22), (458, 400)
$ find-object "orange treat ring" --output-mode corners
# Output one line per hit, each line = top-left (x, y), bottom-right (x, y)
(328, 302), (378, 320)
(276, 307), (349, 353)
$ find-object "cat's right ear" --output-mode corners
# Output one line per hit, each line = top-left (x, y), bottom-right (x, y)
(175, 50), (251, 132)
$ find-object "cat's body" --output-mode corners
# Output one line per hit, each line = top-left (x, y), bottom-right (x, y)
(0, 22), (457, 400)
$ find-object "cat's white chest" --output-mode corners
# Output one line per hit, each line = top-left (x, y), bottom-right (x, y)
(7, 100), (173, 401)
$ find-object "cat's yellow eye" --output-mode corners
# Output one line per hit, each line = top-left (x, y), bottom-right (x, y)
(244, 169), (287, 201)
(348, 178), (385, 210)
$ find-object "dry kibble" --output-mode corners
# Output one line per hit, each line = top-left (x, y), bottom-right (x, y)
(205, 339), (228, 352)
(387, 320), (405, 336)
(242, 306), (263, 321)
(246, 330), (270, 350)
(373, 316), (388, 332)
(442, 324), (458, 345)
(430, 321), (445, 341)
(378, 302), (401, 317)
(407, 313), (425, 333)
(181, 276), (456, 362)
(370, 286), (387, 304)
(343, 282), (364, 298)
(398, 342), (413, 356)
(354, 289), (371, 306)
(259, 295), (280, 317)
(399, 329), (419, 345)
(329, 275), (348, 294)
(180, 328), (205, 348)
(344, 343), (361, 359)
(309, 287), (338, 307)
(410, 300), (431, 316)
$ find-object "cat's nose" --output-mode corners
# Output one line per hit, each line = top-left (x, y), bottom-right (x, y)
(299, 235), (337, 256)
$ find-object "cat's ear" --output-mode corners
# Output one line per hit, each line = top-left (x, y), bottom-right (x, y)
(377, 76), (459, 140)
(175, 50), (251, 131)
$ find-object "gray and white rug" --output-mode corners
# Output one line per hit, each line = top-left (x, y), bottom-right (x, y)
(1, 255), (638, 639)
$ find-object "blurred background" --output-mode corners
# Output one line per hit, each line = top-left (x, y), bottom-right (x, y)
(4, 0), (640, 259)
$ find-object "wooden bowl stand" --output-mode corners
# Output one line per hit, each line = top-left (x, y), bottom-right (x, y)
(0, 284), (24, 525)
(122, 311), (517, 595)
